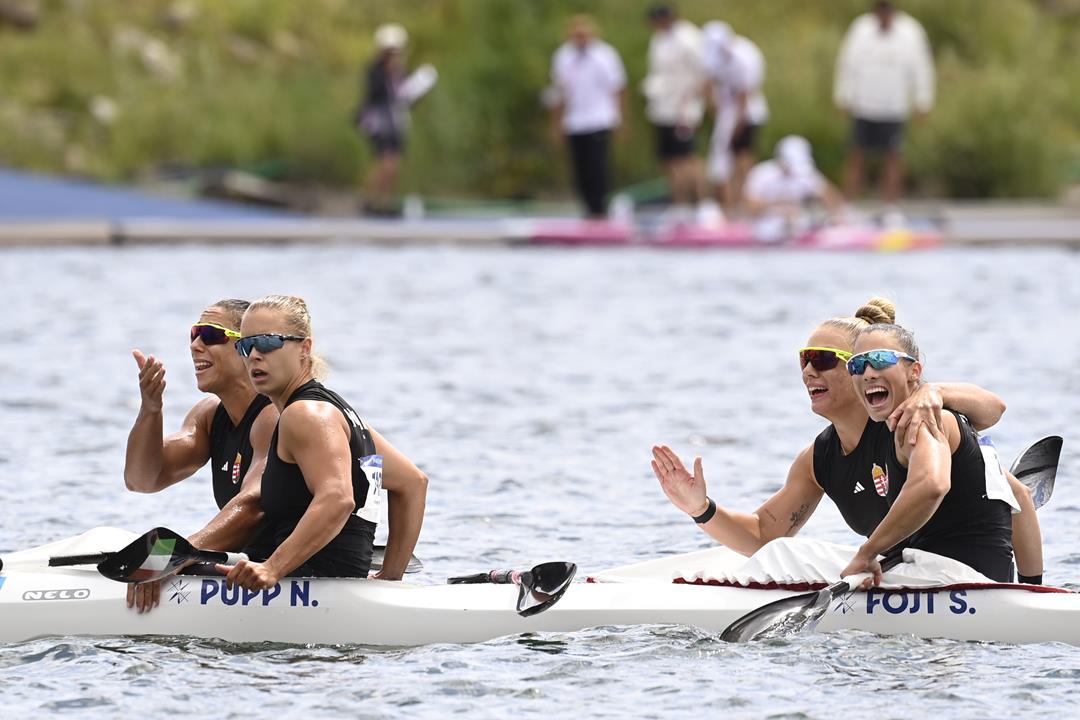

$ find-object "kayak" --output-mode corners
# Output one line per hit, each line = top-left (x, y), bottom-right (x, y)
(2, 529), (1078, 647)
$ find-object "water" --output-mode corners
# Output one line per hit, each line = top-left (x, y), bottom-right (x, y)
(1, 244), (1079, 717)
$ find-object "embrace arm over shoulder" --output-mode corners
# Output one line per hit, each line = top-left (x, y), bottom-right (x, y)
(890, 382), (1005, 447)
(371, 428), (427, 580)
(124, 397), (216, 493)
(187, 405), (276, 552)
(935, 383), (1005, 431)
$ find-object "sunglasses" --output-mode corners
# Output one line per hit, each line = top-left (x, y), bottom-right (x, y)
(847, 349), (917, 375)
(235, 333), (307, 358)
(799, 347), (854, 372)
(191, 322), (241, 346)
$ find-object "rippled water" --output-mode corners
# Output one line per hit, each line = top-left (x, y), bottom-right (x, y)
(1, 244), (1079, 717)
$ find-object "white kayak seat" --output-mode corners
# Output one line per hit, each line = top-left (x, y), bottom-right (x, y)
(590, 536), (994, 588)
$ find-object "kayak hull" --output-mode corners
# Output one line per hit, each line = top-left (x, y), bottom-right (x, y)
(2, 565), (1078, 647)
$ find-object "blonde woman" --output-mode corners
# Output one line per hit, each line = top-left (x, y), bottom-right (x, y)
(219, 295), (427, 589)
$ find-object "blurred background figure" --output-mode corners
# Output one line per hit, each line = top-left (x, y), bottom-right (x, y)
(834, 0), (935, 225)
(703, 21), (769, 217)
(744, 135), (845, 243)
(549, 15), (627, 219)
(641, 4), (714, 223)
(355, 23), (437, 217)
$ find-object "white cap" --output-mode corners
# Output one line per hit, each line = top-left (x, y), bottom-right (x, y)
(775, 135), (815, 173)
(374, 23), (408, 51)
(702, 21), (733, 52)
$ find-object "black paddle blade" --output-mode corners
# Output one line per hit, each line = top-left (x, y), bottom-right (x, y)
(1010, 435), (1062, 510)
(97, 527), (197, 583)
(516, 562), (577, 617)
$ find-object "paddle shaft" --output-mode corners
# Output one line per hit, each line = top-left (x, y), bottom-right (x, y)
(2, 543), (419, 575)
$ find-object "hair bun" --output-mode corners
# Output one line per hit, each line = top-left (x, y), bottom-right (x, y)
(854, 297), (896, 325)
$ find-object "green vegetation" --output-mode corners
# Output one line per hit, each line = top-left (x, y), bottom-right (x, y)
(1, 0), (1078, 198)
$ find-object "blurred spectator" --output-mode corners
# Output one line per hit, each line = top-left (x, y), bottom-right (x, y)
(744, 135), (844, 242)
(642, 4), (710, 214)
(355, 23), (437, 217)
(834, 1), (934, 222)
(703, 22), (769, 216)
(550, 15), (628, 218)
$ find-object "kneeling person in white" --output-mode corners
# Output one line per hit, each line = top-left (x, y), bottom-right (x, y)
(744, 135), (843, 242)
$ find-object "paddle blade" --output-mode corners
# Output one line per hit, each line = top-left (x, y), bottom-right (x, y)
(720, 585), (837, 642)
(516, 562), (577, 617)
(1010, 436), (1062, 510)
(721, 550), (905, 643)
(97, 527), (198, 583)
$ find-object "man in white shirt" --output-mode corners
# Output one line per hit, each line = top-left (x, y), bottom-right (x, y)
(744, 135), (844, 243)
(703, 21), (769, 215)
(834, 1), (935, 215)
(550, 15), (628, 218)
(642, 4), (709, 209)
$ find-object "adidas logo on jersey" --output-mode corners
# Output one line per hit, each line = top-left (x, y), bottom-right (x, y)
(853, 481), (865, 493)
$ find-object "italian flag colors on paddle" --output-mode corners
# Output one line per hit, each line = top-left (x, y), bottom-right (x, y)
(129, 534), (180, 582)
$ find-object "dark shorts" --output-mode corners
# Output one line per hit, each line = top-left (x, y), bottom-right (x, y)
(368, 132), (405, 156)
(851, 117), (905, 152)
(655, 124), (696, 160)
(731, 123), (762, 153)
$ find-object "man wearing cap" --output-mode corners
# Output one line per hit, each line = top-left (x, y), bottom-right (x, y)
(549, 15), (628, 218)
(834, 1), (934, 224)
(702, 21), (769, 215)
(744, 135), (844, 242)
(642, 4), (709, 213)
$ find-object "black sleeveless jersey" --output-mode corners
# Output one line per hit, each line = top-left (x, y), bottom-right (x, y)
(261, 380), (376, 578)
(813, 419), (902, 537)
(209, 394), (273, 509)
(887, 410), (1014, 582)
(208, 394), (276, 561)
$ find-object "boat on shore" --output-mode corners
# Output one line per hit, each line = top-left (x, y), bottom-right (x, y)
(1, 529), (1077, 647)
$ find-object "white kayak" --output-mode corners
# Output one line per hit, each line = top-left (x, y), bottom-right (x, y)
(2, 528), (1078, 647)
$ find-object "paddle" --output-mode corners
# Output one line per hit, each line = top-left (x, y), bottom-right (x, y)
(46, 527), (245, 583)
(1, 528), (423, 579)
(447, 561), (578, 617)
(1010, 435), (1062, 510)
(720, 547), (906, 643)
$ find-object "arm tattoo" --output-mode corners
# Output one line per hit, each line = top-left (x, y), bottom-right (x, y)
(763, 508), (778, 523)
(787, 503), (811, 534)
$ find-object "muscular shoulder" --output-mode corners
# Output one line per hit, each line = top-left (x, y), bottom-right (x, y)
(188, 396), (223, 432)
(279, 400), (348, 446)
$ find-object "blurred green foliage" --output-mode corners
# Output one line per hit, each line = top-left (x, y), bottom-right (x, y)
(0, 0), (1077, 198)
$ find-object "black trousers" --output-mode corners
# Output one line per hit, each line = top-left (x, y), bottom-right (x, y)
(567, 129), (611, 217)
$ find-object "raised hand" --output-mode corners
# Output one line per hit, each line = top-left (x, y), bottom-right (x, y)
(651, 444), (709, 517)
(132, 349), (166, 413)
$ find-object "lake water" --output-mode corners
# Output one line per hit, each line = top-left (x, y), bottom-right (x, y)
(1, 244), (1079, 718)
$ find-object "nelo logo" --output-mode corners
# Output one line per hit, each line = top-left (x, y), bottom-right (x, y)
(22, 588), (91, 601)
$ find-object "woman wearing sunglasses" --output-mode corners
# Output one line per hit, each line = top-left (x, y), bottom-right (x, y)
(124, 299), (279, 612)
(217, 295), (428, 591)
(838, 324), (1026, 584)
(651, 298), (1018, 570)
